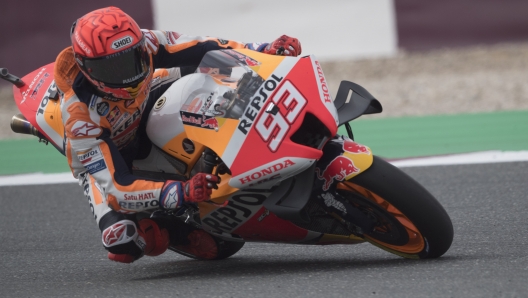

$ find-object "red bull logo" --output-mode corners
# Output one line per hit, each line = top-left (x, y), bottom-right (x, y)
(315, 156), (359, 191)
(201, 116), (219, 129)
(245, 57), (259, 67)
(343, 140), (370, 154)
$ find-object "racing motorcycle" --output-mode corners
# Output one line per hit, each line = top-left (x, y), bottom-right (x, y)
(1, 49), (453, 260)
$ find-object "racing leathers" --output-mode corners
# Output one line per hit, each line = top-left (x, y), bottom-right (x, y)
(55, 30), (274, 261)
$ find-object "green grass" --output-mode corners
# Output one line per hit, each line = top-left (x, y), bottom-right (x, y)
(1, 110), (527, 175)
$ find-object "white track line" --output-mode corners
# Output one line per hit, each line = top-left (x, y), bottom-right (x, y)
(1, 150), (528, 186)
(0, 172), (78, 186)
(389, 150), (528, 168)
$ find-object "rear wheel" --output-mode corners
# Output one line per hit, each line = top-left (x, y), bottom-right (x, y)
(339, 155), (453, 259)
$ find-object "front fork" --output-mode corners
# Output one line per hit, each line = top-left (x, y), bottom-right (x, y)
(312, 135), (376, 233)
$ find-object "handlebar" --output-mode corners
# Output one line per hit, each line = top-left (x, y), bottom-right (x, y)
(0, 68), (25, 88)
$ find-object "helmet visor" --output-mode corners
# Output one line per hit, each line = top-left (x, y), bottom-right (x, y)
(81, 39), (150, 88)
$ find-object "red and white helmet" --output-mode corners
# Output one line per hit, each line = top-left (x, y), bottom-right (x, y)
(71, 7), (152, 100)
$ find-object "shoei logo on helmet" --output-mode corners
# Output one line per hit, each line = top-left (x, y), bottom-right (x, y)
(111, 36), (134, 50)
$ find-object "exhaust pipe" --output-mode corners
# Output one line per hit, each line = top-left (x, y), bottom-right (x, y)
(11, 114), (40, 136)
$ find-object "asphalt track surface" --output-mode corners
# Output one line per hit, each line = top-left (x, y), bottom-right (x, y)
(1, 162), (527, 297)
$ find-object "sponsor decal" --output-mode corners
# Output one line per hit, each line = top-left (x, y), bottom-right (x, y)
(239, 159), (295, 185)
(71, 121), (101, 137)
(106, 106), (121, 126)
(124, 99), (135, 108)
(202, 193), (267, 234)
(199, 92), (215, 114)
(78, 148), (102, 165)
(257, 209), (270, 222)
(96, 102), (110, 116)
(111, 36), (134, 50)
(100, 93), (124, 102)
(111, 109), (141, 138)
(119, 200), (159, 210)
(321, 192), (347, 214)
(218, 38), (229, 45)
(29, 73), (50, 100)
(74, 31), (91, 55)
(154, 96), (166, 110)
(35, 81), (57, 115)
(88, 95), (98, 110)
(123, 73), (144, 84)
(124, 192), (156, 200)
(21, 68), (47, 103)
(111, 111), (129, 129)
(86, 159), (107, 174)
(237, 74), (283, 135)
(201, 116), (219, 130)
(181, 112), (220, 130)
(314, 61), (332, 103)
(244, 57), (259, 67)
(343, 140), (370, 155)
(315, 156), (359, 191)
(254, 80), (307, 151)
(182, 138), (195, 154)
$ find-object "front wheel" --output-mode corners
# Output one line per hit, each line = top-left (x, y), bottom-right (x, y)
(340, 155), (453, 259)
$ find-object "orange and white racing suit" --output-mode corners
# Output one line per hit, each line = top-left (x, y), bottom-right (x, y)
(54, 29), (268, 257)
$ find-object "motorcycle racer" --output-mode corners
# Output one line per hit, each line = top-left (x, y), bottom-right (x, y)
(55, 6), (302, 263)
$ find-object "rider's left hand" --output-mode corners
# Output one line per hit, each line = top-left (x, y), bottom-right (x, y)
(262, 35), (302, 57)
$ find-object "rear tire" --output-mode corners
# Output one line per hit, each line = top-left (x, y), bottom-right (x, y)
(342, 155), (453, 259)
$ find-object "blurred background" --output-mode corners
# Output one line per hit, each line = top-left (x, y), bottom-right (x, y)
(0, 0), (527, 170)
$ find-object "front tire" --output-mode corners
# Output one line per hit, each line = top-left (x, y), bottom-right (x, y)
(341, 155), (453, 259)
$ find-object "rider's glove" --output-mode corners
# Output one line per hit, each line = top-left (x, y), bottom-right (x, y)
(159, 173), (220, 209)
(261, 35), (302, 57)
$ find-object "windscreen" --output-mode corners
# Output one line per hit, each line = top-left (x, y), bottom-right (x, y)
(180, 50), (265, 120)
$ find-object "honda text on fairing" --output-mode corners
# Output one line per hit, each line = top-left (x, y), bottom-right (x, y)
(2, 49), (453, 260)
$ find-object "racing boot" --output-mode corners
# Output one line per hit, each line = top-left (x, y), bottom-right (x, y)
(106, 218), (169, 263)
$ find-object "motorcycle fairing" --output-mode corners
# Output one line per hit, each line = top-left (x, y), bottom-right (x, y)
(180, 50), (338, 189)
(12, 62), (65, 154)
(198, 187), (322, 244)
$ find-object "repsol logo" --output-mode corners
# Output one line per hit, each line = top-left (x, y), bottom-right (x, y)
(202, 193), (267, 234)
(112, 36), (133, 50)
(111, 109), (141, 137)
(36, 82), (57, 115)
(237, 74), (283, 135)
(119, 199), (159, 210)
(78, 149), (100, 164)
